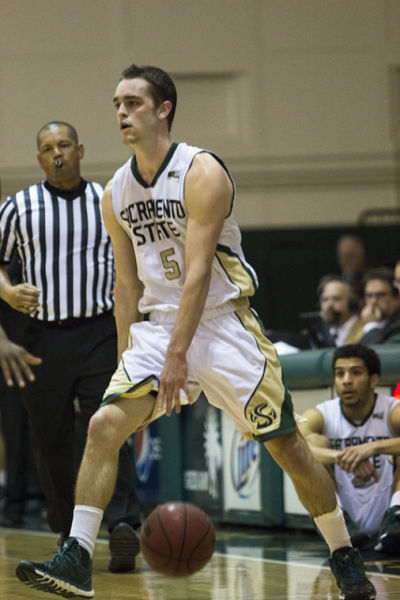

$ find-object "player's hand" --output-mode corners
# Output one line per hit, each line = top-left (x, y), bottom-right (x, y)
(158, 351), (193, 417)
(336, 450), (378, 483)
(5, 283), (40, 314)
(352, 460), (378, 483)
(336, 443), (374, 472)
(0, 338), (42, 387)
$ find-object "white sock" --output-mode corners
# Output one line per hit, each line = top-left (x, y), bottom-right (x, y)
(390, 491), (400, 507)
(314, 505), (351, 554)
(69, 505), (104, 557)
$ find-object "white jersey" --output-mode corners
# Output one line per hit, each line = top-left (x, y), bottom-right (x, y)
(111, 142), (258, 317)
(316, 394), (398, 534)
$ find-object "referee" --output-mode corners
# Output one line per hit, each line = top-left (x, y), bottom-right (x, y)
(0, 121), (141, 572)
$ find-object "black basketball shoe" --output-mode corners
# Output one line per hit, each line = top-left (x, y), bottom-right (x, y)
(329, 546), (376, 600)
(16, 537), (93, 598)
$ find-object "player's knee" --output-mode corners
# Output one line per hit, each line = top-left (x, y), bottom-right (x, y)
(87, 406), (119, 449)
(265, 431), (312, 474)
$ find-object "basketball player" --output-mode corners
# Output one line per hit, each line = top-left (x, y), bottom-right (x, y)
(299, 344), (400, 553)
(0, 325), (41, 387)
(16, 65), (376, 600)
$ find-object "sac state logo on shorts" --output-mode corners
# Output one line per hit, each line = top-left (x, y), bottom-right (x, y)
(230, 430), (260, 498)
(249, 402), (277, 430)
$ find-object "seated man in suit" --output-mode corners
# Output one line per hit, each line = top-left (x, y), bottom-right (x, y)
(302, 275), (364, 349)
(360, 267), (400, 344)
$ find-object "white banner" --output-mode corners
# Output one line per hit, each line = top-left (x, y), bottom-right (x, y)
(221, 413), (261, 511)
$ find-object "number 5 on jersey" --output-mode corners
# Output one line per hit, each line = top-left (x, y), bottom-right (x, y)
(160, 248), (181, 280)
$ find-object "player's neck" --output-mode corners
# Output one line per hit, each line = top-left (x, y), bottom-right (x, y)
(133, 135), (172, 186)
(342, 392), (376, 422)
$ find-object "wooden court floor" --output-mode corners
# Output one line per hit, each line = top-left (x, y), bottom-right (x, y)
(1, 525), (400, 599)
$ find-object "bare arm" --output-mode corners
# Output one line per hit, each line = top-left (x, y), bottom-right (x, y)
(298, 408), (341, 464)
(101, 181), (144, 361)
(0, 266), (40, 314)
(300, 406), (379, 481)
(0, 325), (42, 387)
(157, 153), (232, 416)
(337, 403), (400, 471)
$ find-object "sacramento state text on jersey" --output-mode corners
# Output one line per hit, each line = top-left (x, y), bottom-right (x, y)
(120, 198), (185, 246)
(331, 434), (390, 469)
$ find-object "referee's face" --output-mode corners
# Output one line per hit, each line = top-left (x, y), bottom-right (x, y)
(37, 125), (84, 190)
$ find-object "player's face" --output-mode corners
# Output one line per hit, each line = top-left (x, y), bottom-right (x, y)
(37, 126), (83, 188)
(334, 358), (377, 408)
(113, 78), (164, 147)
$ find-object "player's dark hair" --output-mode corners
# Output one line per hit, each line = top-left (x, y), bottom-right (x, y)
(120, 64), (177, 130)
(332, 344), (381, 376)
(36, 121), (79, 148)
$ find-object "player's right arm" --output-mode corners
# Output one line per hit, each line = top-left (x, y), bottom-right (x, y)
(101, 180), (144, 361)
(298, 407), (340, 464)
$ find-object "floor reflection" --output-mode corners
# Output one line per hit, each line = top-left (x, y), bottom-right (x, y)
(1, 525), (399, 600)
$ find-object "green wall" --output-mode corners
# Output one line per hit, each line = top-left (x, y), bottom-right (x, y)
(241, 224), (400, 331)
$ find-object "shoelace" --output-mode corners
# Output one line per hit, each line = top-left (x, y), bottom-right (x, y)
(44, 543), (79, 569)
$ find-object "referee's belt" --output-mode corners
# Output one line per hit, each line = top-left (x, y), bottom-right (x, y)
(30, 310), (113, 329)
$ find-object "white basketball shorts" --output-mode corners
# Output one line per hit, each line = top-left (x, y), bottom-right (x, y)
(102, 300), (296, 442)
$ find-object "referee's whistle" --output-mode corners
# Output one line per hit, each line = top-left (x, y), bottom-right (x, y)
(55, 159), (63, 168)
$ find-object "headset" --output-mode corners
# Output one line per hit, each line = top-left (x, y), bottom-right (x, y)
(317, 274), (360, 314)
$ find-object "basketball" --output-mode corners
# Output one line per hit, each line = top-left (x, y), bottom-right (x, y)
(140, 501), (215, 577)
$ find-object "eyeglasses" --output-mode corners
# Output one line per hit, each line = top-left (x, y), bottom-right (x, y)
(364, 291), (390, 300)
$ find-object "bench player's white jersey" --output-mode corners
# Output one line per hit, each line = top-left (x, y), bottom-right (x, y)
(111, 142), (258, 317)
(316, 394), (398, 534)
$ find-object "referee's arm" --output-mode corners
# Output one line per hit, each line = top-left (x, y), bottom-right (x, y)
(0, 265), (40, 315)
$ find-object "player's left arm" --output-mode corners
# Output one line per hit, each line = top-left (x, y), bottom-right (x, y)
(337, 403), (400, 472)
(157, 152), (232, 417)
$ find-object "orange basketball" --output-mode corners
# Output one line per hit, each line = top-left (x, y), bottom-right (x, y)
(140, 501), (215, 577)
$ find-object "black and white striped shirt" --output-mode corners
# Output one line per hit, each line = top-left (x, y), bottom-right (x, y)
(0, 179), (114, 322)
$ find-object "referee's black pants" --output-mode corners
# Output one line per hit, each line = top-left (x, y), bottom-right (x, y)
(21, 311), (141, 535)
(0, 300), (43, 523)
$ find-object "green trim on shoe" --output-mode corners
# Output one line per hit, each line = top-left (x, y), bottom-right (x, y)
(16, 537), (94, 598)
